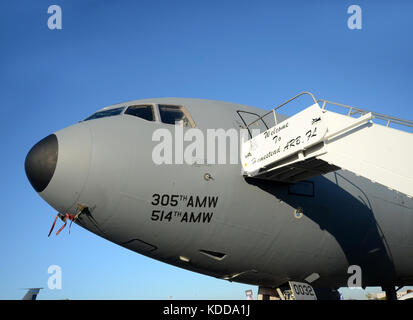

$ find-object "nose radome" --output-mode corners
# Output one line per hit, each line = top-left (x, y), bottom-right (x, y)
(25, 134), (58, 193)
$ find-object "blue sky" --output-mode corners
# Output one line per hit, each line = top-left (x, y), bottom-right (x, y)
(1, 0), (412, 300)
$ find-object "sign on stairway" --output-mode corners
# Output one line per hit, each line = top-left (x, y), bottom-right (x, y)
(242, 104), (327, 175)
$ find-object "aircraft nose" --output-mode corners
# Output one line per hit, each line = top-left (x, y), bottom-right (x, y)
(25, 134), (58, 193)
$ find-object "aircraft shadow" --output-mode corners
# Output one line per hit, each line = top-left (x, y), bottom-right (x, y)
(246, 172), (396, 287)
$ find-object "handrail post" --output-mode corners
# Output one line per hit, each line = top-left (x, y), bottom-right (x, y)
(246, 91), (318, 130)
(273, 109), (277, 126)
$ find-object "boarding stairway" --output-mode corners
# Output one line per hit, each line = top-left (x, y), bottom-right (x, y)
(241, 92), (413, 198)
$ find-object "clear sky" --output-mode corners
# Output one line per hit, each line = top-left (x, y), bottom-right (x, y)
(1, 0), (412, 300)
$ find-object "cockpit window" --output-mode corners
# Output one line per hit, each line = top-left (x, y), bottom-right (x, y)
(124, 105), (155, 122)
(84, 107), (125, 121)
(158, 105), (195, 127)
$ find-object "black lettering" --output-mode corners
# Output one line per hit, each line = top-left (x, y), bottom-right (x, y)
(304, 286), (309, 295)
(164, 211), (172, 222)
(170, 195), (179, 207)
(208, 197), (218, 208)
(181, 212), (188, 222)
(187, 196), (194, 207)
(299, 285), (305, 295)
(293, 284), (299, 294)
(151, 210), (161, 221)
(189, 212), (201, 223)
(284, 139), (295, 151)
(195, 196), (207, 208)
(161, 194), (169, 206)
(151, 194), (160, 205)
(312, 126), (317, 137)
(306, 127), (318, 141)
(202, 212), (214, 223)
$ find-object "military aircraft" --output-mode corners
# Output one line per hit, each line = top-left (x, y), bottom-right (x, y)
(24, 92), (413, 300)
(22, 288), (42, 300)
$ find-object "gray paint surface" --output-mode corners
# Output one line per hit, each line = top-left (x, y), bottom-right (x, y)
(32, 98), (413, 289)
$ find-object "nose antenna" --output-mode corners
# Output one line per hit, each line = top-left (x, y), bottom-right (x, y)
(48, 204), (88, 237)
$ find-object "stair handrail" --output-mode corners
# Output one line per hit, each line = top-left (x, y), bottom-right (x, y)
(246, 91), (318, 130)
(318, 99), (413, 129)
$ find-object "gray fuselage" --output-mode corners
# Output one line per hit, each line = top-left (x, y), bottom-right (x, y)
(27, 98), (413, 289)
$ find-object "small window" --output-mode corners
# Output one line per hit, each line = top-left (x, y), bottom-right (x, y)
(158, 105), (195, 127)
(84, 107), (125, 121)
(124, 105), (155, 122)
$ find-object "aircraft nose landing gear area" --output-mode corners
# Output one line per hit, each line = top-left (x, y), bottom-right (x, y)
(47, 204), (88, 237)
